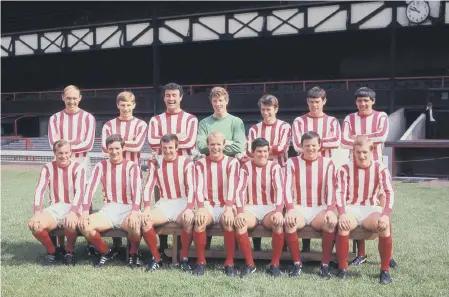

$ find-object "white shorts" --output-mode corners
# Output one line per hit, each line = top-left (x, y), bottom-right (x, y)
(204, 204), (226, 224)
(346, 205), (382, 226)
(295, 205), (325, 225)
(245, 204), (276, 223)
(99, 203), (133, 229)
(154, 198), (187, 222)
(43, 203), (72, 227)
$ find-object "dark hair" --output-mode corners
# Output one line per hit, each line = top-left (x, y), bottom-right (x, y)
(164, 83), (183, 97)
(307, 86), (326, 100)
(301, 131), (321, 145)
(355, 87), (376, 101)
(251, 138), (270, 153)
(52, 139), (71, 153)
(161, 133), (179, 148)
(106, 134), (125, 148)
(258, 94), (279, 108)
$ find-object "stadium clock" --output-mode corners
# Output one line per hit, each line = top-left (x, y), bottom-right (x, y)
(406, 0), (430, 24)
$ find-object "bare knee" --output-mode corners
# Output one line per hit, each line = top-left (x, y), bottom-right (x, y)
(141, 221), (154, 233)
(285, 225), (298, 234)
(194, 223), (207, 233)
(221, 222), (234, 232)
(183, 223), (193, 233)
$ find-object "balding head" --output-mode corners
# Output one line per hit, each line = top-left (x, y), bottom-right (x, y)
(207, 131), (226, 145)
(207, 132), (226, 160)
(353, 135), (374, 151)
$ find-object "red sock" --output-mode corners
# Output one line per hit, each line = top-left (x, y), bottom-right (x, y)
(142, 228), (160, 262)
(33, 230), (56, 254)
(224, 230), (235, 266)
(271, 232), (284, 266)
(128, 235), (141, 255)
(180, 229), (193, 260)
(236, 232), (254, 266)
(64, 230), (78, 253)
(193, 231), (207, 264)
(358, 240), (366, 257)
(336, 234), (349, 270)
(379, 236), (392, 271)
(87, 232), (109, 255)
(322, 231), (335, 265)
(286, 232), (301, 264)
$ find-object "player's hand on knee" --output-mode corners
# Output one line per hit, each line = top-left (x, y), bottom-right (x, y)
(325, 211), (337, 229)
(195, 209), (207, 226)
(183, 209), (194, 226)
(338, 214), (351, 231)
(128, 211), (140, 230)
(377, 215), (388, 232)
(222, 207), (234, 227)
(79, 213), (90, 230)
(64, 211), (79, 230)
(272, 212), (284, 228)
(284, 210), (297, 229)
(235, 213), (246, 230)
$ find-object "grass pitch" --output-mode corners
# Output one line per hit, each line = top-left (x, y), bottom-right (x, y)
(1, 166), (449, 297)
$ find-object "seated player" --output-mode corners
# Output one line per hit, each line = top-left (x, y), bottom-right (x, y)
(193, 132), (240, 276)
(28, 140), (85, 265)
(79, 134), (142, 268)
(234, 138), (285, 277)
(335, 136), (395, 284)
(284, 131), (337, 277)
(141, 134), (196, 272)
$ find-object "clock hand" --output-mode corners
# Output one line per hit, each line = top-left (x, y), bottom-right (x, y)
(410, 6), (420, 13)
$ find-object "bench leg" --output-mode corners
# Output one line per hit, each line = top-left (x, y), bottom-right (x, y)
(57, 236), (65, 248)
(352, 240), (357, 254)
(253, 237), (262, 251)
(171, 235), (178, 264)
(113, 237), (123, 248)
(126, 238), (130, 264)
(206, 236), (212, 250)
(51, 235), (58, 248)
(159, 235), (169, 254)
(302, 239), (311, 252)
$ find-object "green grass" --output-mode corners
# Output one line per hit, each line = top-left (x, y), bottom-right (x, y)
(2, 166), (449, 297)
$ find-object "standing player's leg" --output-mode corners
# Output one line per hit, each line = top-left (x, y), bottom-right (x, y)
(262, 210), (285, 277)
(284, 208), (305, 277)
(191, 208), (214, 276)
(141, 208), (169, 272)
(234, 211), (258, 277)
(28, 211), (58, 264)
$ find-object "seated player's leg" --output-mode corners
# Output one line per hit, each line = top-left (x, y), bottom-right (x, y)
(79, 211), (115, 268)
(121, 211), (142, 269)
(175, 204), (195, 272)
(234, 210), (258, 277)
(28, 210), (58, 264)
(191, 207), (214, 275)
(283, 207), (305, 277)
(261, 209), (284, 277)
(362, 210), (393, 285)
(141, 207), (170, 272)
(335, 207), (359, 280)
(219, 206), (237, 276)
(310, 208), (337, 277)
(62, 211), (81, 265)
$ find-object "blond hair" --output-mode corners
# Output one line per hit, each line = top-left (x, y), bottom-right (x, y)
(209, 87), (229, 102)
(353, 135), (374, 151)
(63, 85), (81, 95)
(206, 131), (226, 145)
(116, 91), (135, 104)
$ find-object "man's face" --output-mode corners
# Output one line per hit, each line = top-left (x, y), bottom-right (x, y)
(307, 97), (326, 114)
(207, 135), (225, 159)
(260, 104), (277, 122)
(164, 89), (182, 111)
(107, 141), (124, 163)
(62, 88), (82, 110)
(301, 137), (320, 160)
(354, 143), (373, 168)
(253, 145), (269, 165)
(161, 140), (177, 161)
(356, 97), (374, 115)
(54, 144), (72, 167)
(117, 100), (135, 118)
(211, 95), (228, 114)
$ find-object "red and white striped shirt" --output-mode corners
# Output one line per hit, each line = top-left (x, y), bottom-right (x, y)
(292, 113), (341, 158)
(34, 161), (85, 213)
(143, 155), (196, 209)
(196, 155), (239, 208)
(48, 109), (96, 159)
(336, 160), (395, 217)
(341, 111), (389, 161)
(148, 111), (198, 156)
(284, 156), (336, 211)
(247, 120), (291, 167)
(235, 160), (284, 214)
(101, 117), (148, 164)
(83, 159), (142, 211)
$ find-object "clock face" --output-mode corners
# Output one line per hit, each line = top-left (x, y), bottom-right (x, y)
(406, 0), (430, 24)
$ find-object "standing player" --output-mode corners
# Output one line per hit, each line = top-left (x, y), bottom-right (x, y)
(28, 140), (85, 265)
(140, 134), (196, 272)
(234, 138), (285, 277)
(193, 132), (239, 276)
(197, 87), (246, 160)
(335, 136), (395, 284)
(79, 135), (142, 268)
(101, 91), (148, 164)
(148, 83), (198, 157)
(292, 86), (341, 158)
(284, 131), (337, 277)
(246, 94), (291, 167)
(340, 87), (397, 268)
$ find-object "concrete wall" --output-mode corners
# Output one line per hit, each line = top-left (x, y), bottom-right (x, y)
(400, 114), (426, 140)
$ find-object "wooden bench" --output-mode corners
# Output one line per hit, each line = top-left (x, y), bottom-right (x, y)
(50, 223), (377, 264)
